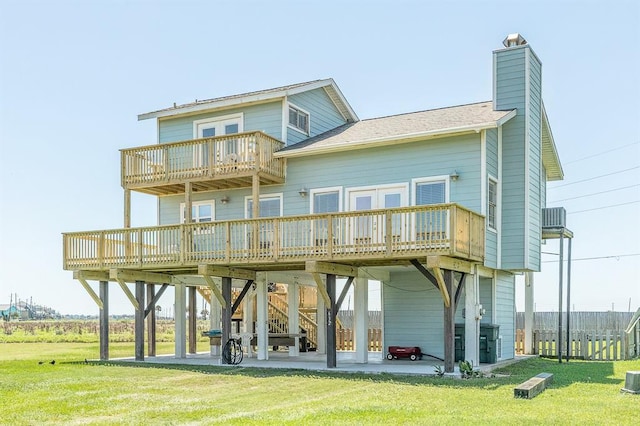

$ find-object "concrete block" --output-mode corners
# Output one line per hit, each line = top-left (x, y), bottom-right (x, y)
(621, 371), (640, 394)
(514, 372), (553, 399)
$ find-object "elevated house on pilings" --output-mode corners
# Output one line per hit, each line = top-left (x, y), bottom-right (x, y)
(63, 34), (567, 372)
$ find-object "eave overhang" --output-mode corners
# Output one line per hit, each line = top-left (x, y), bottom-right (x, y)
(541, 102), (564, 181)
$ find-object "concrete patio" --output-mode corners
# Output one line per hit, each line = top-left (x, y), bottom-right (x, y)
(112, 350), (533, 377)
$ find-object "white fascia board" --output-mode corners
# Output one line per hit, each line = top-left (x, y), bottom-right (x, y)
(138, 79), (336, 121)
(325, 78), (359, 122)
(495, 109), (517, 126)
(275, 121), (504, 159)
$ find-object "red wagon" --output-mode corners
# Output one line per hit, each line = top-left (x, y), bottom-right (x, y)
(386, 346), (422, 361)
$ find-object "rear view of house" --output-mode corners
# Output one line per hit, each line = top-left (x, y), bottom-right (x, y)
(64, 34), (566, 372)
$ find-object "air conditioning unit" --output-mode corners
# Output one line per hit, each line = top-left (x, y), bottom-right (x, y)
(542, 207), (566, 228)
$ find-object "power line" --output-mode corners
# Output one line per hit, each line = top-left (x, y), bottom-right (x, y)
(550, 166), (640, 189)
(567, 200), (640, 214)
(542, 253), (640, 263)
(551, 183), (640, 202)
(564, 142), (640, 165)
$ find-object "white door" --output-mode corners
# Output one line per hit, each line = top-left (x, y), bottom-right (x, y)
(194, 116), (242, 167)
(348, 186), (406, 248)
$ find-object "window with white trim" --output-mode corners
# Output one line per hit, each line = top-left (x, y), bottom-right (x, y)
(180, 200), (214, 223)
(288, 104), (309, 134)
(246, 195), (282, 218)
(488, 179), (498, 231)
(313, 191), (340, 214)
(414, 179), (447, 241)
(415, 180), (446, 205)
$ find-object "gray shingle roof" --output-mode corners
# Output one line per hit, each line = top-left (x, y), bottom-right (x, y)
(138, 79), (358, 122)
(277, 101), (515, 156)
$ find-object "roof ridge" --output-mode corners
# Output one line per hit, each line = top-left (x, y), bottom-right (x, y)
(189, 79), (328, 106)
(360, 100), (493, 122)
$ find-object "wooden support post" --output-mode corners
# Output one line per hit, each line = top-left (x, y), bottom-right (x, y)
(175, 284), (186, 359)
(464, 271), (479, 367)
(252, 173), (260, 219)
(134, 281), (145, 361)
(354, 277), (369, 364)
(124, 189), (131, 228)
(316, 288), (326, 355)
(188, 286), (197, 354)
(256, 280), (269, 360)
(558, 233), (564, 363)
(524, 272), (535, 355)
(443, 270), (455, 372)
(146, 284), (156, 357)
(326, 273), (337, 368)
(185, 182), (192, 223)
(288, 282), (300, 356)
(99, 281), (109, 361)
(221, 277), (232, 364)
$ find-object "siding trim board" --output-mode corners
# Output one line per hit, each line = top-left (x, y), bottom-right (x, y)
(497, 126), (503, 269)
(481, 130), (487, 216)
(524, 47), (531, 271)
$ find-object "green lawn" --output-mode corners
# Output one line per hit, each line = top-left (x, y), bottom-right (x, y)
(1, 343), (638, 425)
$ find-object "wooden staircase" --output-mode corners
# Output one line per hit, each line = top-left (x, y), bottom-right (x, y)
(196, 286), (318, 350)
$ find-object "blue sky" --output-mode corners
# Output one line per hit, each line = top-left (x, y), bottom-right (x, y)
(1, 0), (638, 315)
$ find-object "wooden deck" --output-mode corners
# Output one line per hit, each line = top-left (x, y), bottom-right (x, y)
(120, 131), (285, 195)
(63, 204), (485, 272)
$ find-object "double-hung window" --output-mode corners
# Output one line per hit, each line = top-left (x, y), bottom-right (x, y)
(413, 179), (447, 241)
(246, 195), (283, 250)
(311, 189), (341, 248)
(288, 104), (310, 134)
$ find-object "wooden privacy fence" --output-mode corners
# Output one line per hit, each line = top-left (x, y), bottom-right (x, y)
(530, 330), (633, 360)
(336, 328), (383, 351)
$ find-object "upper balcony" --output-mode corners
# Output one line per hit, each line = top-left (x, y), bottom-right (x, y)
(121, 131), (286, 195)
(63, 204), (485, 272)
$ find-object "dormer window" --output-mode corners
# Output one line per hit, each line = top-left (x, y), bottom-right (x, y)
(288, 104), (309, 134)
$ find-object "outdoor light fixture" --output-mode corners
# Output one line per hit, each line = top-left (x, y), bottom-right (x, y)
(450, 170), (460, 181)
(298, 188), (308, 197)
(220, 196), (230, 204)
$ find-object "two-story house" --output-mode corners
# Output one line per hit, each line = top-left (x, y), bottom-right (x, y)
(64, 33), (565, 372)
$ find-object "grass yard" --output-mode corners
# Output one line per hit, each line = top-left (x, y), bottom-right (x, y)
(1, 343), (638, 425)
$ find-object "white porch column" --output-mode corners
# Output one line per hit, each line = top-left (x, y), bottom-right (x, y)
(174, 284), (186, 359)
(209, 296), (221, 356)
(464, 270), (480, 367)
(316, 287), (326, 354)
(524, 272), (535, 355)
(242, 289), (255, 333)
(288, 283), (300, 356)
(256, 280), (269, 360)
(354, 278), (369, 364)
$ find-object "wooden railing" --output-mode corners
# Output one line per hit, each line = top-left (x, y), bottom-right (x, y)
(63, 204), (485, 270)
(120, 131), (285, 190)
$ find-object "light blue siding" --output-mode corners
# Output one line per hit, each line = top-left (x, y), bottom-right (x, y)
(495, 45), (543, 271)
(479, 277), (493, 324)
(287, 88), (347, 146)
(158, 101), (283, 143)
(495, 271), (515, 359)
(158, 132), (484, 226)
(383, 271), (445, 357)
